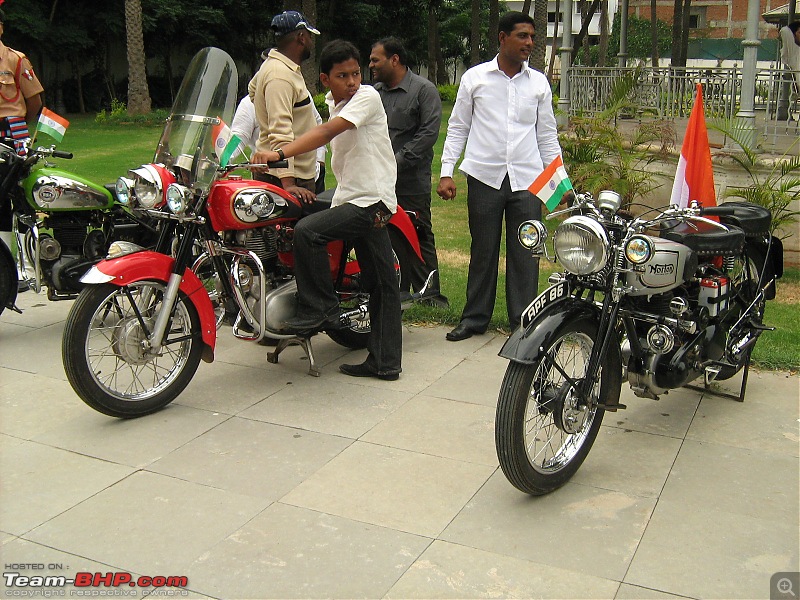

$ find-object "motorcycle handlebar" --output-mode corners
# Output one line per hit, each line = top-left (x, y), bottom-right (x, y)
(51, 150), (73, 159)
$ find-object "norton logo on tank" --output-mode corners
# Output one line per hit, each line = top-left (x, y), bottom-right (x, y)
(648, 263), (674, 275)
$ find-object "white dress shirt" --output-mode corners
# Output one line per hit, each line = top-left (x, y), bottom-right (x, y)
(440, 56), (561, 192)
(230, 95), (326, 175)
(326, 85), (397, 211)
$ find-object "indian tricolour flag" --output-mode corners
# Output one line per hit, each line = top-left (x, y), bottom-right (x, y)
(669, 83), (717, 212)
(36, 108), (69, 142)
(211, 118), (244, 167)
(528, 155), (573, 211)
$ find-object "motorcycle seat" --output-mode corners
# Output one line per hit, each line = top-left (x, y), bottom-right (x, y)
(302, 187), (333, 216)
(660, 218), (745, 256)
(702, 201), (771, 236)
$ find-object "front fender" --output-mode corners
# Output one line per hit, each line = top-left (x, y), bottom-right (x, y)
(87, 251), (216, 360)
(500, 297), (600, 364)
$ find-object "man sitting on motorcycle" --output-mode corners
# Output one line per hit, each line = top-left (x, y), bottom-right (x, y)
(256, 39), (402, 381)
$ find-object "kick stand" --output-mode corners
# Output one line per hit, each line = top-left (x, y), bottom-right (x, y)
(266, 335), (321, 377)
(684, 354), (752, 403)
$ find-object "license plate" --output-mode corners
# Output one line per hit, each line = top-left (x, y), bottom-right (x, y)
(521, 280), (569, 328)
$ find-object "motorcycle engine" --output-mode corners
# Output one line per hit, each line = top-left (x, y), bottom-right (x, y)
(623, 264), (732, 399)
(226, 226), (297, 332)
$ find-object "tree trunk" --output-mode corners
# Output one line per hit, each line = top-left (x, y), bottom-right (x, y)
(571, 0), (600, 62)
(547, 0), (560, 80)
(488, 0), (500, 57)
(427, 1), (438, 84)
(680, 0), (691, 68)
(470, 0), (481, 67)
(671, 0), (684, 66)
(650, 0), (659, 68)
(531, 0), (548, 72)
(72, 59), (85, 114)
(124, 0), (151, 115)
(597, 0), (609, 67)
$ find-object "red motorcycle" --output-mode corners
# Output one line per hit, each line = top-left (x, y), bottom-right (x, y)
(61, 47), (426, 418)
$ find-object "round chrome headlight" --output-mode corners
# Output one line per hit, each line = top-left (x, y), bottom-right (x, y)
(553, 215), (610, 275)
(131, 165), (164, 209)
(517, 220), (547, 250)
(625, 235), (653, 265)
(166, 183), (191, 215)
(115, 177), (134, 205)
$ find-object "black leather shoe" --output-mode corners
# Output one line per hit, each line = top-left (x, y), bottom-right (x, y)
(284, 310), (340, 333)
(339, 362), (400, 381)
(446, 322), (479, 341)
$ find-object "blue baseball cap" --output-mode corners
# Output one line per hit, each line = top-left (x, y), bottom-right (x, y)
(271, 11), (320, 37)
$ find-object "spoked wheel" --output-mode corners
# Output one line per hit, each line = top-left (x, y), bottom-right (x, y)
(495, 318), (621, 495)
(62, 282), (204, 418)
(717, 245), (768, 380)
(326, 247), (401, 350)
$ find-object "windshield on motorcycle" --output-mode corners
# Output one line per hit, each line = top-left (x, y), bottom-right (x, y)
(153, 47), (238, 193)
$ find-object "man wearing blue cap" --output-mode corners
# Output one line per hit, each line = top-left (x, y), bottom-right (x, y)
(250, 10), (321, 204)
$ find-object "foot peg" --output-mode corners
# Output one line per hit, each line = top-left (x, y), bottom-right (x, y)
(704, 365), (721, 385)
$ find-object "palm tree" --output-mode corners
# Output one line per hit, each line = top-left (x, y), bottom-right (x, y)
(531, 0), (548, 72)
(124, 0), (151, 115)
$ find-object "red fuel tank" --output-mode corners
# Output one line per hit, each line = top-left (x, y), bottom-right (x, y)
(206, 178), (303, 231)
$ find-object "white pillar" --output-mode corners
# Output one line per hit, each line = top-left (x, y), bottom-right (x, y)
(735, 0), (760, 148)
(617, 0), (629, 67)
(558, 0), (573, 127)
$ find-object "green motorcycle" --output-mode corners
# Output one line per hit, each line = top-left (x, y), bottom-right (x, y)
(0, 140), (156, 315)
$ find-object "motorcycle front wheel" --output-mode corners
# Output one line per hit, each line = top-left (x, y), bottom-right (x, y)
(62, 282), (204, 418)
(495, 318), (621, 495)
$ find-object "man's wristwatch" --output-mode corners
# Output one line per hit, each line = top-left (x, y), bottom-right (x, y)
(276, 148), (285, 161)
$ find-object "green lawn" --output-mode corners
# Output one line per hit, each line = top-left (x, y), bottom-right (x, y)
(42, 110), (800, 371)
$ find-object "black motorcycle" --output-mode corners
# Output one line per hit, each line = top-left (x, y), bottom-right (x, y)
(495, 191), (782, 495)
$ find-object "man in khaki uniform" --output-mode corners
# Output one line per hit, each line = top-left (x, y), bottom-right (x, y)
(250, 10), (320, 205)
(0, 9), (43, 291)
(0, 9), (43, 128)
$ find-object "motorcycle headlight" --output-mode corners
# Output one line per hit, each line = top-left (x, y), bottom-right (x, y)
(625, 235), (653, 265)
(517, 220), (547, 251)
(553, 215), (610, 275)
(166, 183), (191, 216)
(131, 165), (164, 209)
(115, 177), (134, 205)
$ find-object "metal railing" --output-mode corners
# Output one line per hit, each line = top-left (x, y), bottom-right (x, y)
(567, 65), (798, 150)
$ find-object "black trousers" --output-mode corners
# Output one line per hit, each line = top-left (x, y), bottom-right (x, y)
(293, 202), (402, 373)
(460, 174), (541, 332)
(396, 192), (441, 294)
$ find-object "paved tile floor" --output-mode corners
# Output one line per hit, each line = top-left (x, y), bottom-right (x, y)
(1, 291), (798, 599)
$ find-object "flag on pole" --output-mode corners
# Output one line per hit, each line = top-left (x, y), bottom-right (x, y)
(528, 155), (573, 211)
(36, 108), (69, 142)
(211, 119), (244, 167)
(669, 84), (717, 210)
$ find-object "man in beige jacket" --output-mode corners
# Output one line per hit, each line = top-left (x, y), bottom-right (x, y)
(250, 10), (320, 204)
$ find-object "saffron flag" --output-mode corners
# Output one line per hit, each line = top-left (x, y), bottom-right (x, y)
(36, 108), (69, 142)
(529, 155), (573, 211)
(669, 84), (717, 210)
(211, 119), (244, 167)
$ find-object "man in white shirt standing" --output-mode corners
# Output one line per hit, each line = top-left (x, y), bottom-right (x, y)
(437, 11), (562, 341)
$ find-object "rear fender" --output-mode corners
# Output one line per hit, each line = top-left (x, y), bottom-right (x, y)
(388, 207), (424, 263)
(89, 251), (216, 361)
(500, 297), (600, 364)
